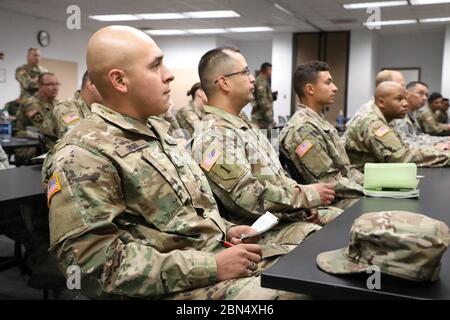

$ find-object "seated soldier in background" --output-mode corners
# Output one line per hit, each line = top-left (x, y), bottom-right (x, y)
(42, 26), (304, 300)
(393, 81), (450, 150)
(417, 92), (450, 136)
(3, 98), (22, 134)
(53, 70), (103, 138)
(15, 72), (59, 164)
(279, 61), (363, 210)
(192, 47), (341, 239)
(344, 81), (450, 171)
(176, 82), (208, 137)
(436, 98), (449, 124)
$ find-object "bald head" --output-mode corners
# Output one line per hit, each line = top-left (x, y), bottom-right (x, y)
(375, 81), (403, 100)
(375, 81), (408, 122)
(375, 70), (405, 88)
(86, 25), (174, 120)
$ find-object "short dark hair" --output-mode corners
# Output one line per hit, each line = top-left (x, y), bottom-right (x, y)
(443, 98), (449, 102)
(293, 61), (330, 98)
(28, 48), (39, 53)
(38, 72), (55, 84)
(81, 70), (89, 89)
(198, 46), (240, 97)
(406, 81), (428, 90)
(186, 82), (202, 100)
(260, 62), (272, 72)
(428, 92), (443, 103)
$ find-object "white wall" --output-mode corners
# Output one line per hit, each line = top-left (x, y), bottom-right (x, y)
(239, 40), (272, 75)
(377, 32), (444, 93)
(441, 25), (450, 98)
(347, 30), (378, 118)
(271, 33), (293, 120)
(0, 9), (92, 106)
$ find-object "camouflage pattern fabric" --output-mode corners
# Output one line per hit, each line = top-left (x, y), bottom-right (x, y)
(435, 109), (448, 124)
(176, 101), (205, 137)
(417, 105), (450, 136)
(279, 104), (364, 201)
(346, 98), (374, 127)
(0, 145), (9, 169)
(317, 211), (450, 282)
(15, 64), (48, 99)
(191, 105), (341, 227)
(42, 103), (299, 300)
(393, 111), (449, 147)
(53, 90), (91, 138)
(343, 102), (450, 171)
(251, 74), (273, 129)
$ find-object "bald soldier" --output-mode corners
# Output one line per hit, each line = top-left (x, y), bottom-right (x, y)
(344, 81), (450, 171)
(42, 26), (304, 300)
(279, 61), (363, 209)
(192, 47), (340, 232)
(393, 81), (450, 150)
(346, 70), (405, 127)
(53, 71), (103, 138)
(15, 48), (48, 99)
(417, 92), (450, 136)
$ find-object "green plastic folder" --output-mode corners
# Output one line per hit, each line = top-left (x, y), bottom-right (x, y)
(363, 163), (420, 198)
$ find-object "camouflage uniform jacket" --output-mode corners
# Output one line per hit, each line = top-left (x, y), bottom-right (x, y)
(16, 93), (58, 150)
(251, 74), (273, 129)
(393, 111), (448, 147)
(344, 102), (450, 171)
(53, 90), (91, 139)
(0, 145), (9, 169)
(279, 104), (363, 199)
(15, 64), (48, 99)
(192, 105), (322, 225)
(176, 101), (204, 137)
(346, 98), (374, 127)
(417, 105), (450, 136)
(435, 109), (448, 124)
(42, 103), (237, 299)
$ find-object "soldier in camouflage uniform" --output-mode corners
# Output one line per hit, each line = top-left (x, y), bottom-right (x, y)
(15, 48), (48, 100)
(417, 92), (450, 136)
(436, 98), (449, 124)
(251, 62), (275, 129)
(176, 82), (207, 137)
(53, 71), (103, 138)
(346, 70), (405, 127)
(15, 72), (59, 164)
(3, 98), (22, 133)
(0, 144), (9, 169)
(344, 82), (450, 171)
(317, 211), (450, 282)
(193, 47), (341, 237)
(42, 26), (305, 300)
(279, 61), (363, 210)
(393, 81), (450, 150)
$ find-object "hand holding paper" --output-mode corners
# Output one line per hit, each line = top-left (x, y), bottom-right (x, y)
(240, 212), (279, 240)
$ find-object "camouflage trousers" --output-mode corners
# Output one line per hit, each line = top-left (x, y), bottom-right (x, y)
(317, 206), (343, 225)
(163, 273), (309, 300)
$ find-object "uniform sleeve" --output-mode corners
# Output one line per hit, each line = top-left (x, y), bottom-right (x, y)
(22, 101), (56, 137)
(45, 145), (217, 299)
(15, 67), (38, 92)
(53, 103), (82, 138)
(254, 81), (273, 124)
(193, 125), (319, 222)
(419, 112), (450, 136)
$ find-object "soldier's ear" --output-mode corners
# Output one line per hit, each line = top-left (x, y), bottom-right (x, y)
(109, 69), (128, 94)
(305, 83), (314, 96)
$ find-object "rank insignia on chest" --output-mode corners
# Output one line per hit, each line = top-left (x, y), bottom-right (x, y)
(295, 140), (313, 158)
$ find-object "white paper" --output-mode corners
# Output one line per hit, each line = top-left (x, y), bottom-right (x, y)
(241, 211), (279, 239)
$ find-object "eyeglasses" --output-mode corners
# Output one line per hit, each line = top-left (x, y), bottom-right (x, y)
(41, 82), (61, 87)
(214, 67), (251, 84)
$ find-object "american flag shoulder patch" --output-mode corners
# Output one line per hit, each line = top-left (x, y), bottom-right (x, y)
(375, 126), (390, 138)
(47, 173), (61, 206)
(63, 113), (80, 124)
(295, 139), (314, 158)
(201, 145), (222, 172)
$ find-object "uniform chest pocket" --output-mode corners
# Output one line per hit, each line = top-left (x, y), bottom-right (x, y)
(135, 148), (190, 231)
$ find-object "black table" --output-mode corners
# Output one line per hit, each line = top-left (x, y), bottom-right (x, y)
(0, 137), (40, 151)
(0, 165), (44, 205)
(261, 168), (450, 300)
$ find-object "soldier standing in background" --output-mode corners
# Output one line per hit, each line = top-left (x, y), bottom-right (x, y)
(15, 48), (48, 100)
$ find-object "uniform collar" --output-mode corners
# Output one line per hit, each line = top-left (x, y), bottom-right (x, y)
(203, 105), (250, 129)
(91, 103), (158, 139)
(73, 90), (91, 116)
(371, 102), (389, 124)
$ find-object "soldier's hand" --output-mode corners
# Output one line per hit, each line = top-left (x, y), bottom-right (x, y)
(305, 208), (321, 224)
(215, 244), (262, 281)
(227, 225), (261, 244)
(312, 182), (335, 206)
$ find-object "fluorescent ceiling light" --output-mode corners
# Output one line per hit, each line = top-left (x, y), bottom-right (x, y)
(188, 28), (228, 34)
(89, 14), (139, 21)
(274, 3), (294, 16)
(410, 0), (450, 5)
(364, 19), (417, 27)
(144, 29), (187, 35)
(227, 26), (273, 32)
(135, 13), (187, 20)
(184, 10), (240, 18)
(420, 16), (450, 23)
(343, 1), (408, 9)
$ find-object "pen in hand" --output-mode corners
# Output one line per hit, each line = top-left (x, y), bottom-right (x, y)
(216, 238), (235, 248)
